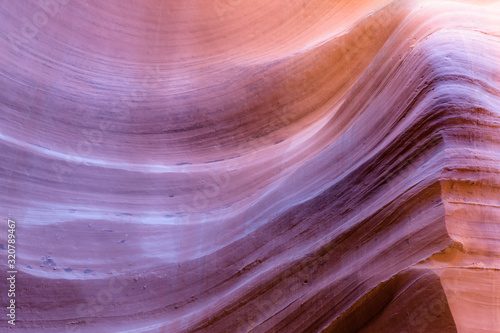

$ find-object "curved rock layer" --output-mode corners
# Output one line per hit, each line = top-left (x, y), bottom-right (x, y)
(1, 0), (500, 332)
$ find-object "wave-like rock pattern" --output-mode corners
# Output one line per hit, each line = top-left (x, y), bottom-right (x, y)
(1, 0), (499, 332)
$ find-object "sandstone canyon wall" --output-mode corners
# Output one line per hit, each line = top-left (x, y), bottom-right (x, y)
(0, 0), (500, 332)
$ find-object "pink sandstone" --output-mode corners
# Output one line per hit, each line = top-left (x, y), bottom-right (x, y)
(0, 0), (499, 332)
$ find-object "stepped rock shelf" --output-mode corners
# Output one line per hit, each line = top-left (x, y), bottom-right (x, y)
(1, 0), (500, 332)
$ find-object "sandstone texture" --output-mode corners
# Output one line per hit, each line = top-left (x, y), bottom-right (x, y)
(0, 0), (499, 332)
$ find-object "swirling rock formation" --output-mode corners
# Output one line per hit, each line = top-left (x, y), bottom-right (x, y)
(1, 0), (499, 332)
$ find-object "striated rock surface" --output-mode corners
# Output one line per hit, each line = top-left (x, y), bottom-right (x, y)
(0, 0), (499, 332)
